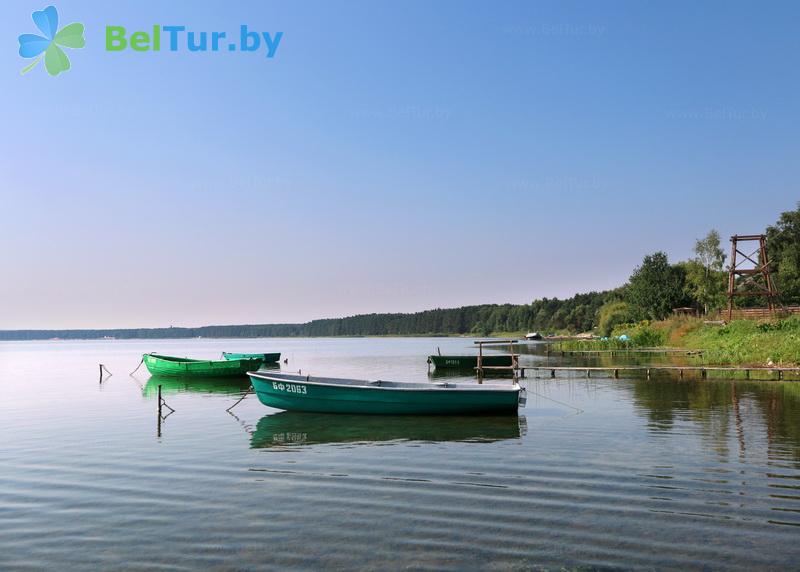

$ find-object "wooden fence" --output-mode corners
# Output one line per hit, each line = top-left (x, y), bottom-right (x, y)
(720, 306), (800, 320)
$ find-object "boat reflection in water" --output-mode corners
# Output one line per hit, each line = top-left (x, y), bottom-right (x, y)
(251, 412), (527, 448)
(142, 365), (280, 397)
(428, 369), (517, 380)
(142, 375), (251, 397)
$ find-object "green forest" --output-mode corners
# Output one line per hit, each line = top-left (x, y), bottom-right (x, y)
(2, 203), (798, 341)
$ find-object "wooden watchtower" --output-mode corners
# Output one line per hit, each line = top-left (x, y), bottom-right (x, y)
(727, 234), (780, 321)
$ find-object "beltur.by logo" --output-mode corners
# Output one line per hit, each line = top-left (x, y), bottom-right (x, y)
(105, 25), (283, 58)
(17, 6), (284, 78)
(18, 5), (85, 76)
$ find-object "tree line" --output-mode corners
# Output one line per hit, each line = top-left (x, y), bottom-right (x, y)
(2, 203), (797, 341)
(0, 292), (611, 340)
(597, 201), (800, 334)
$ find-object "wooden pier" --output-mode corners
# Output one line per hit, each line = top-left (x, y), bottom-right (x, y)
(525, 365), (800, 381)
(475, 339), (521, 378)
(546, 348), (704, 357)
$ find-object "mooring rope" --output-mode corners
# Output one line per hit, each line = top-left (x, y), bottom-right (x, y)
(226, 385), (253, 412)
(129, 358), (144, 376)
(523, 383), (584, 414)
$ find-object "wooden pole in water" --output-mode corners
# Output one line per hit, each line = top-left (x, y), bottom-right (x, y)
(157, 384), (162, 437)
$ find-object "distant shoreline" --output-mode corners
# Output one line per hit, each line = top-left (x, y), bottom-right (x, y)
(0, 302), (581, 342)
(0, 333), (486, 342)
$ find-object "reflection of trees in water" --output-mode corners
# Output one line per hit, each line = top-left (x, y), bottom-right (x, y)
(630, 380), (800, 462)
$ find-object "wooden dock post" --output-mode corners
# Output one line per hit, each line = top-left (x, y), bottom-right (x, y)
(157, 384), (162, 437)
(474, 339), (521, 379)
(98, 363), (112, 383)
(614, 369), (619, 378)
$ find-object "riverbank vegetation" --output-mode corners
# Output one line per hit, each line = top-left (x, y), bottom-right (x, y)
(559, 316), (800, 366)
(2, 203), (798, 347)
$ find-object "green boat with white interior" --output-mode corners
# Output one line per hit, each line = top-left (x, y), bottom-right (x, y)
(143, 353), (263, 378)
(428, 354), (513, 370)
(222, 351), (281, 363)
(248, 371), (524, 415)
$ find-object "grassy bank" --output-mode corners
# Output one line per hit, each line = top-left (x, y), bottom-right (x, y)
(676, 318), (800, 366)
(555, 317), (800, 367)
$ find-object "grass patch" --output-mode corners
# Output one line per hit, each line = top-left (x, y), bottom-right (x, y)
(552, 316), (800, 367)
(678, 317), (800, 367)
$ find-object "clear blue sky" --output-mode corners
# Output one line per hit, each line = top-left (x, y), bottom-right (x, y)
(1, 0), (798, 329)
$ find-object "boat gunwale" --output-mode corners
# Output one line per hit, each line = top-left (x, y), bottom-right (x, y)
(248, 371), (520, 393)
(146, 352), (261, 366)
(222, 351), (281, 361)
(428, 354), (514, 359)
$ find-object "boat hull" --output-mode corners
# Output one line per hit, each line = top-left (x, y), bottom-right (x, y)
(223, 352), (281, 363)
(249, 372), (520, 415)
(429, 355), (513, 369)
(143, 353), (263, 378)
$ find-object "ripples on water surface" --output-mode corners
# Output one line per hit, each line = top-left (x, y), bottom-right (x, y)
(1, 338), (799, 570)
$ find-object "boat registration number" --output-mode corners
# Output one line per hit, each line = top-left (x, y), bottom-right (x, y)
(272, 382), (307, 395)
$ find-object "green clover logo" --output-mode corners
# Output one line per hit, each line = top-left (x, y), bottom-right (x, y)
(18, 6), (85, 76)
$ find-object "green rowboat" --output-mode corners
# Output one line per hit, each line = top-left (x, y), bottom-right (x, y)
(222, 351), (281, 363)
(143, 353), (263, 378)
(428, 354), (513, 370)
(248, 371), (524, 415)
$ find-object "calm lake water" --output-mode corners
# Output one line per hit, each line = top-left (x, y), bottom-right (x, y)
(1, 337), (799, 570)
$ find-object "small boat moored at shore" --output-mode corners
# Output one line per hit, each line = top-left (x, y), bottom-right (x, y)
(143, 353), (263, 378)
(428, 354), (514, 370)
(222, 351), (281, 363)
(249, 371), (524, 415)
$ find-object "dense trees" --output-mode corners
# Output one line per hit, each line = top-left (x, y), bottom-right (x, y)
(767, 202), (800, 305)
(625, 252), (689, 320)
(682, 230), (728, 314)
(2, 205), (796, 341)
(0, 293), (614, 340)
(597, 301), (633, 336)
